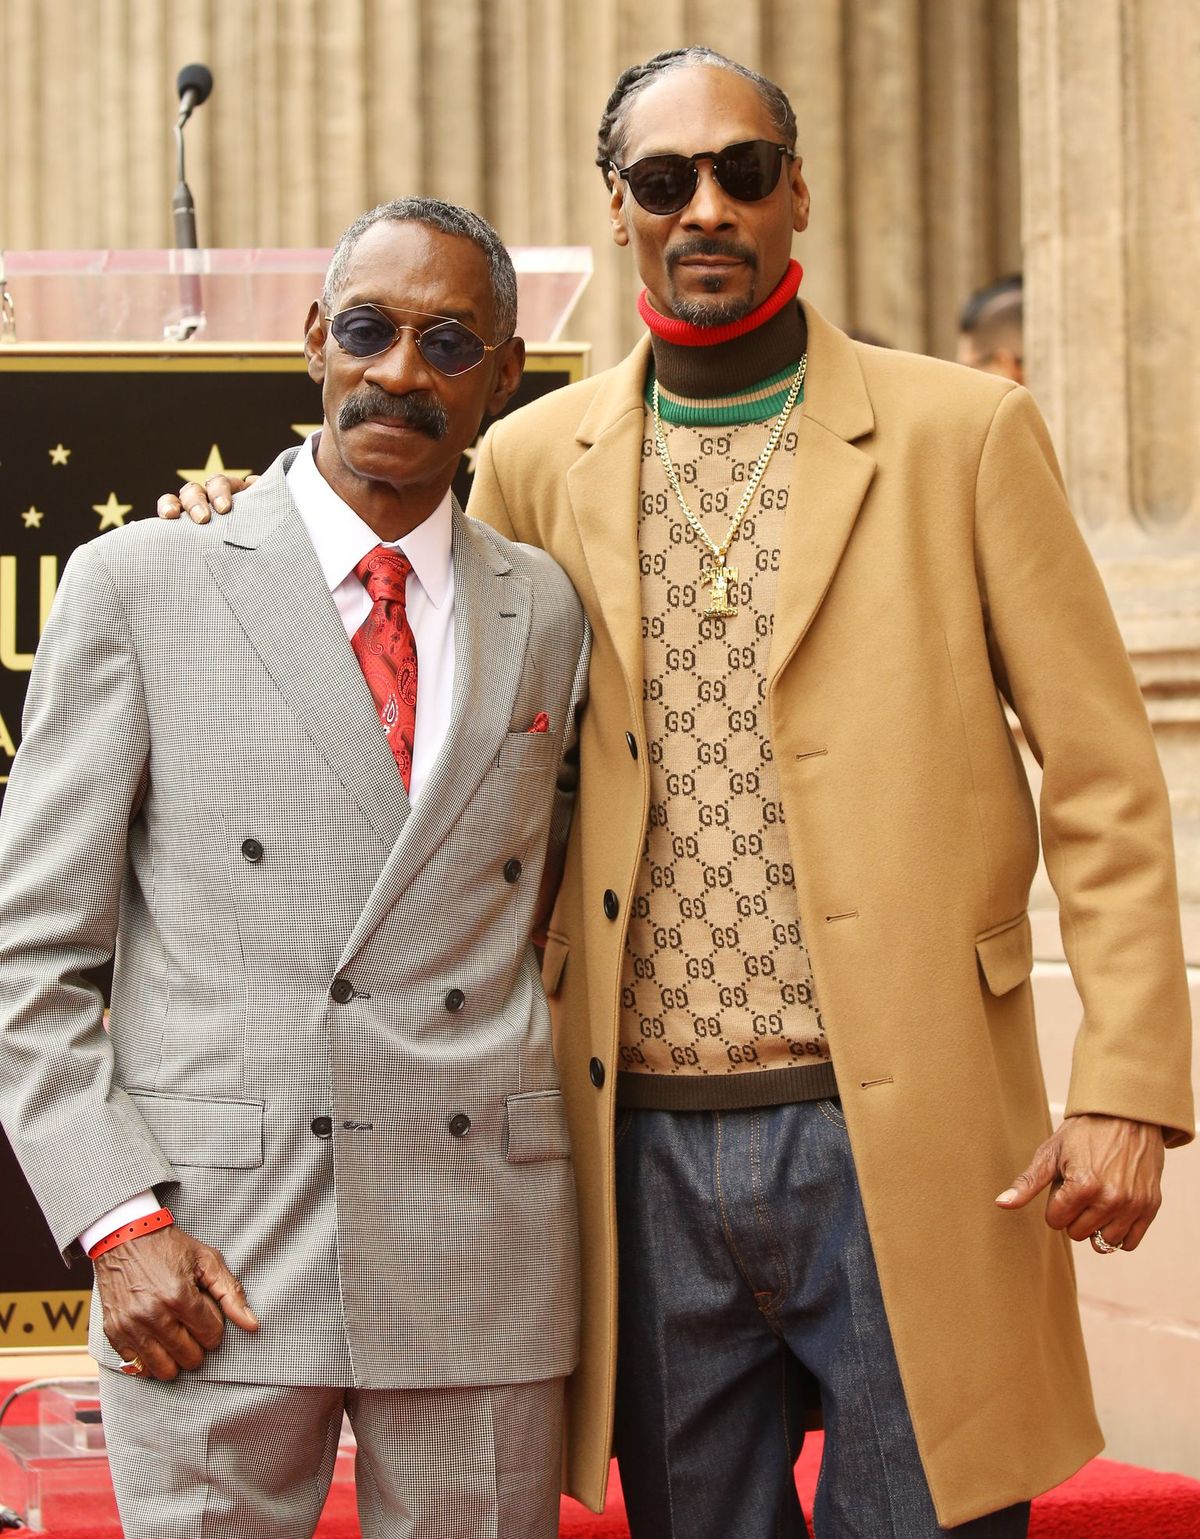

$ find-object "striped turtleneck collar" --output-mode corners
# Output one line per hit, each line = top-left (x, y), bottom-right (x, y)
(641, 259), (808, 426)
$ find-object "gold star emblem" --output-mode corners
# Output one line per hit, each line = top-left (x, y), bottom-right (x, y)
(49, 443), (71, 466)
(21, 505), (44, 528)
(290, 423), (322, 441)
(176, 443), (253, 485)
(94, 492), (132, 530)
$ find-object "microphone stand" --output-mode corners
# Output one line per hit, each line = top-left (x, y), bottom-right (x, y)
(165, 106), (205, 341)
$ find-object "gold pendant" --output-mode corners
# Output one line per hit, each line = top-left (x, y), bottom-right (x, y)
(701, 561), (738, 617)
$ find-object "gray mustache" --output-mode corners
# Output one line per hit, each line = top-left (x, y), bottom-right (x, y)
(338, 388), (449, 439)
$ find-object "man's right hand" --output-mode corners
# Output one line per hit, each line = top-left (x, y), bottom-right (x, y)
(156, 474), (254, 523)
(95, 1225), (259, 1380)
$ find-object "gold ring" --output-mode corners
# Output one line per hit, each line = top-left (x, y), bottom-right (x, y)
(119, 1356), (146, 1375)
(1089, 1230), (1120, 1255)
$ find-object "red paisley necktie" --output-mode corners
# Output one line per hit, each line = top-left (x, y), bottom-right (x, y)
(352, 545), (419, 792)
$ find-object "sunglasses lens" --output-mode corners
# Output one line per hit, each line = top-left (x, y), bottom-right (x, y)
(625, 155), (696, 216)
(417, 321), (486, 376)
(622, 141), (785, 214)
(331, 306), (397, 357)
(714, 141), (784, 201)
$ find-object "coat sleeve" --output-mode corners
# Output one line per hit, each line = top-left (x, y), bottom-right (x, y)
(0, 541), (178, 1258)
(973, 386), (1193, 1145)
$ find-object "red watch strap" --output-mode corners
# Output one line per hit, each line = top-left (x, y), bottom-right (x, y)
(87, 1207), (175, 1260)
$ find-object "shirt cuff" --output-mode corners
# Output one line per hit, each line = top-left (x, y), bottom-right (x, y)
(79, 1191), (160, 1256)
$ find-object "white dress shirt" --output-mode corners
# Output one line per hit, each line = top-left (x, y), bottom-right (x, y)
(79, 435), (457, 1255)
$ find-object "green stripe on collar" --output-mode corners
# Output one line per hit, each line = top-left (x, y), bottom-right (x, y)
(647, 363), (805, 427)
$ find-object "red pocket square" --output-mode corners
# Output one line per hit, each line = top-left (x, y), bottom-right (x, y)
(527, 712), (550, 734)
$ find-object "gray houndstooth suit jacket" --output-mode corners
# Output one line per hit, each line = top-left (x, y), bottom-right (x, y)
(0, 445), (589, 1390)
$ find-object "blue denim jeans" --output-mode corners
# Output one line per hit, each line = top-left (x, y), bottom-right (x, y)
(613, 1100), (1030, 1539)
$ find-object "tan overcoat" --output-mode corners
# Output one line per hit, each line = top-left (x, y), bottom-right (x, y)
(469, 303), (1194, 1527)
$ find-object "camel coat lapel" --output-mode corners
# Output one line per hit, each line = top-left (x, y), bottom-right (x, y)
(563, 341), (650, 708)
(768, 305), (877, 689)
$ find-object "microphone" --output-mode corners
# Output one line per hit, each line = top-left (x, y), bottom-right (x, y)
(176, 63), (213, 126)
(167, 64), (213, 339)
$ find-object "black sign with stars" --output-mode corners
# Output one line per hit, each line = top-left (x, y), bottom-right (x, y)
(0, 341), (585, 1341)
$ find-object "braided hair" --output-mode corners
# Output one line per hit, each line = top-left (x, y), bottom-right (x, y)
(595, 47), (798, 184)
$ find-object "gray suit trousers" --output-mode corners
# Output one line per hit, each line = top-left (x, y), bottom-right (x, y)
(99, 1368), (565, 1539)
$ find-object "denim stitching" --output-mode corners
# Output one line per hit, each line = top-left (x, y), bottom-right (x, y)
(817, 1098), (847, 1130)
(749, 1110), (793, 1308)
(831, 1196), (902, 1539)
(713, 1112), (761, 1304)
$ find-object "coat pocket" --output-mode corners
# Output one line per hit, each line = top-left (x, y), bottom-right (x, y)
(974, 912), (1034, 995)
(504, 1089), (571, 1163)
(126, 1090), (265, 1170)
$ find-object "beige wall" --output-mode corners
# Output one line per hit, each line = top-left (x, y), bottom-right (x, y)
(0, 0), (1020, 369)
(1020, 0), (1200, 1482)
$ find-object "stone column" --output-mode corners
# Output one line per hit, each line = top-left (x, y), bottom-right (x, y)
(1019, 0), (1200, 1478)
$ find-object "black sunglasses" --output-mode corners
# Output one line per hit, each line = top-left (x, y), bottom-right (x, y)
(610, 139), (792, 216)
(324, 304), (508, 376)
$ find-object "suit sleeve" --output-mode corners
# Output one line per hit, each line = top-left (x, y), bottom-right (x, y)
(973, 386), (1193, 1144)
(0, 543), (178, 1259)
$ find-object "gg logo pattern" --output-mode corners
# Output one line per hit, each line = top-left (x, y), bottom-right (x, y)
(620, 413), (828, 1079)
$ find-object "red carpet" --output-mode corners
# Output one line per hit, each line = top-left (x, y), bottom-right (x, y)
(3, 1384), (1198, 1536)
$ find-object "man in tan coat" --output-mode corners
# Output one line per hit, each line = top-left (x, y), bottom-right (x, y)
(168, 46), (1192, 1539)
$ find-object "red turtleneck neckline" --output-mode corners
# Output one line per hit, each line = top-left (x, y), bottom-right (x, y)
(637, 259), (803, 348)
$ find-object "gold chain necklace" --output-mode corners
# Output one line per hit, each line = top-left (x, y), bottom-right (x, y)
(651, 353), (807, 618)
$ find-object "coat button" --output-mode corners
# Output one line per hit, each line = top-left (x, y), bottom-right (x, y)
(503, 858), (523, 884)
(329, 978), (355, 1003)
(241, 838), (264, 863)
(603, 889), (619, 921)
(448, 1113), (472, 1138)
(310, 1116), (333, 1139)
(445, 988), (466, 1013)
(589, 1057), (606, 1089)
(625, 731), (638, 761)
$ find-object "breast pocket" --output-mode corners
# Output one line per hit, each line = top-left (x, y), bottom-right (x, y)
(497, 731), (561, 771)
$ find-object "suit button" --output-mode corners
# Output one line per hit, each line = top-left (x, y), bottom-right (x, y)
(625, 731), (638, 761)
(241, 838), (264, 863)
(603, 889), (619, 921)
(311, 1116), (333, 1139)
(448, 1113), (472, 1138)
(589, 1057), (606, 1089)
(503, 858), (523, 884)
(445, 988), (466, 1013)
(329, 978), (355, 1004)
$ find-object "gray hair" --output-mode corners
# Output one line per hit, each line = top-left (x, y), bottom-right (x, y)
(322, 197), (518, 340)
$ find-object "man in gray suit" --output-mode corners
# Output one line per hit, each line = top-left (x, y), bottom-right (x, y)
(0, 198), (589, 1539)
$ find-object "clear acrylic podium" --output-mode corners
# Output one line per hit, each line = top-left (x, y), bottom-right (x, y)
(0, 246), (592, 344)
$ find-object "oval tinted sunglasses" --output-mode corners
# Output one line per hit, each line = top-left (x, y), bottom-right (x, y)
(325, 304), (509, 376)
(610, 139), (792, 217)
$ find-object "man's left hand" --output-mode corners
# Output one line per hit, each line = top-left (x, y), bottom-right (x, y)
(995, 1113), (1165, 1251)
